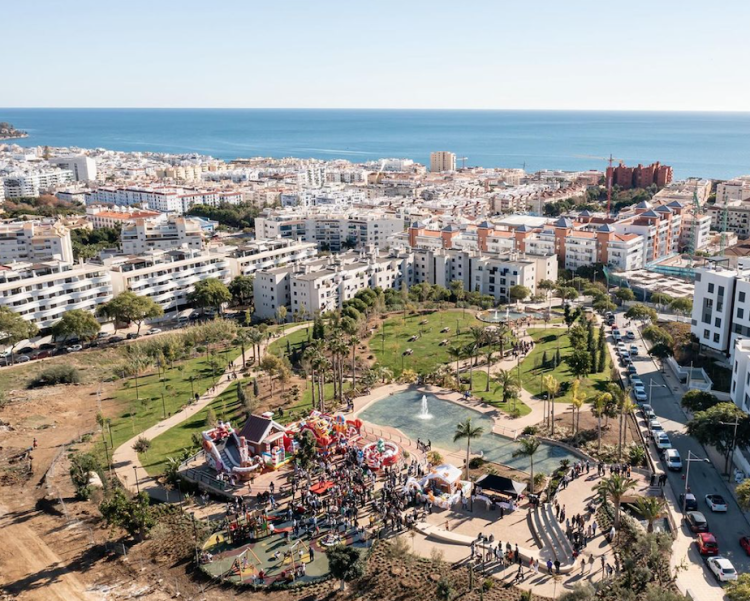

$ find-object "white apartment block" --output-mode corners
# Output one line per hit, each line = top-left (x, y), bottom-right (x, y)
(3, 169), (74, 198)
(86, 205), (162, 229)
(691, 264), (738, 354)
(717, 177), (750, 206)
(0, 221), (74, 264)
(253, 249), (412, 321)
(679, 214), (712, 251)
(228, 240), (318, 278)
(105, 248), (231, 313)
(48, 156), (97, 182)
(707, 203), (750, 238)
(0, 260), (113, 330)
(255, 212), (403, 251)
(731, 338), (750, 412)
(121, 216), (204, 254)
(430, 151), (456, 173)
(85, 186), (243, 214)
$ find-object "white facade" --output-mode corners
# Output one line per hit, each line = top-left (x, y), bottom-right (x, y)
(105, 248), (231, 312)
(49, 156), (97, 182)
(0, 221), (74, 264)
(228, 240), (318, 278)
(691, 265), (738, 354)
(85, 186), (243, 214)
(731, 338), (750, 412)
(0, 261), (113, 330)
(679, 214), (712, 251)
(3, 169), (74, 198)
(121, 216), (205, 254)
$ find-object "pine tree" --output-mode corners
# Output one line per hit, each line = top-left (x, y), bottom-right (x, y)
(237, 381), (246, 404)
(587, 320), (596, 354)
(542, 350), (548, 369)
(597, 325), (607, 373)
(555, 348), (561, 366)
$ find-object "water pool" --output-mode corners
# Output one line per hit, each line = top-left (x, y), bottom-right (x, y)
(359, 390), (577, 475)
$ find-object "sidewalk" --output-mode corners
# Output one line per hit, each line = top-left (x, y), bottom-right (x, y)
(111, 323), (311, 500)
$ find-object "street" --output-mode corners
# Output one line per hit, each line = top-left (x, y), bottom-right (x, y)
(611, 310), (750, 589)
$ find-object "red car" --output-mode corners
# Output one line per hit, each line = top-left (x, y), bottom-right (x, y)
(740, 536), (750, 555)
(696, 533), (719, 556)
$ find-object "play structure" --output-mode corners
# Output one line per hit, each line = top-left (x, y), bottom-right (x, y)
(200, 411), (365, 482)
(361, 438), (400, 470)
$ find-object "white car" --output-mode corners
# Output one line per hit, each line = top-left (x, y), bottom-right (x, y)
(16, 355), (31, 363)
(147, 328), (162, 335)
(630, 345), (639, 356)
(664, 449), (682, 471)
(634, 388), (648, 402)
(705, 494), (728, 512)
(626, 330), (636, 340)
(707, 556), (737, 582)
(655, 432), (671, 451)
(631, 377), (643, 388)
(649, 419), (663, 433)
(67, 345), (83, 352)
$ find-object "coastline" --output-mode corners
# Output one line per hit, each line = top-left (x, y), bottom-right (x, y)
(0, 133), (29, 141)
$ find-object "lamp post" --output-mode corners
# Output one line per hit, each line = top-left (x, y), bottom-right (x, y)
(133, 465), (141, 496)
(683, 451), (709, 514)
(648, 380), (666, 404)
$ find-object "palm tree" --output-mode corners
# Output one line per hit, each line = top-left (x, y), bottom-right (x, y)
(543, 374), (560, 435)
(617, 393), (635, 460)
(592, 392), (612, 452)
(484, 347), (494, 392)
(570, 379), (583, 435)
(447, 346), (463, 385)
(512, 436), (541, 493)
(453, 418), (484, 481)
(374, 365), (393, 384)
(634, 496), (666, 533)
(235, 329), (251, 368)
(349, 334), (360, 391)
(595, 473), (637, 529)
(493, 369), (519, 405)
(247, 327), (264, 363)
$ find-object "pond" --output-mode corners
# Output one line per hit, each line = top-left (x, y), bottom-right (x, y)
(359, 390), (577, 475)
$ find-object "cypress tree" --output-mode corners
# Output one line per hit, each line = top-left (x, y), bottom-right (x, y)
(542, 350), (548, 369)
(253, 378), (260, 398)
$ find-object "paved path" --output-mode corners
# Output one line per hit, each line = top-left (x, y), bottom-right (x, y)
(112, 323), (311, 500)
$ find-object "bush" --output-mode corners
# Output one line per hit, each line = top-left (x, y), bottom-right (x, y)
(522, 425), (539, 436)
(132, 437), (151, 453)
(28, 365), (81, 388)
(469, 456), (486, 469)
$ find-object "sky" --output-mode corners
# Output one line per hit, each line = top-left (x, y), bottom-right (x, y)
(4, 0), (750, 111)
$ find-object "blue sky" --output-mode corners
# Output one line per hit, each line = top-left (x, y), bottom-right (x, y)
(4, 0), (749, 110)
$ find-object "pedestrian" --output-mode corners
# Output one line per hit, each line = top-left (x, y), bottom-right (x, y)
(32, 438), (37, 449)
(546, 559), (553, 574)
(588, 554), (595, 573)
(554, 559), (561, 574)
(309, 546), (315, 562)
(581, 558), (586, 575)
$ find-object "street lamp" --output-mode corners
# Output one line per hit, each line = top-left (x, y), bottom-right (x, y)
(133, 465), (141, 496)
(683, 451), (709, 514)
(648, 381), (667, 404)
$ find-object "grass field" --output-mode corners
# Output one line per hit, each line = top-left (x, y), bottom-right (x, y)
(466, 370), (532, 416)
(518, 327), (609, 402)
(370, 310), (481, 375)
(268, 326), (312, 357)
(105, 345), (242, 464)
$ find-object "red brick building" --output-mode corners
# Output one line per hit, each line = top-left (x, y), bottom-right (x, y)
(606, 161), (673, 190)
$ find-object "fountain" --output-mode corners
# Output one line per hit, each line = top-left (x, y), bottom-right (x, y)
(477, 305), (539, 324)
(418, 394), (432, 419)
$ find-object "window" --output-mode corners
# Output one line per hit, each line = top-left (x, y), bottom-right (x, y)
(741, 291), (747, 303)
(719, 286), (725, 296)
(715, 318), (722, 327)
(704, 329), (710, 339)
(714, 333), (720, 343)
(739, 308), (745, 319)
(708, 283), (714, 293)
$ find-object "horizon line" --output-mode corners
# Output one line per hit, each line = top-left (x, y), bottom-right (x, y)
(3, 106), (750, 114)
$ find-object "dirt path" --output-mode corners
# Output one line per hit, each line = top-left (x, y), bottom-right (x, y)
(0, 506), (92, 600)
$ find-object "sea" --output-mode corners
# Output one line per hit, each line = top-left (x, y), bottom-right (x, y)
(2, 108), (750, 180)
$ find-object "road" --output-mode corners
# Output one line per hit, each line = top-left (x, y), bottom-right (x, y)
(611, 311), (750, 591)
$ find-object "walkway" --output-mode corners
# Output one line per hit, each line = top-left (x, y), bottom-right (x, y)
(111, 323), (311, 500)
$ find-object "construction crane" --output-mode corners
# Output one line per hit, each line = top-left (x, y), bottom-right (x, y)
(456, 157), (468, 170)
(720, 194), (729, 255)
(576, 154), (623, 218)
(686, 190), (702, 265)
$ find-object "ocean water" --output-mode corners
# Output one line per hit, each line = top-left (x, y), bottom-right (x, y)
(2, 108), (750, 179)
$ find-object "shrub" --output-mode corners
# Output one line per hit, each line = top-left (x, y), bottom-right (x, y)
(522, 425), (539, 436)
(132, 437), (151, 453)
(28, 365), (81, 388)
(469, 456), (486, 469)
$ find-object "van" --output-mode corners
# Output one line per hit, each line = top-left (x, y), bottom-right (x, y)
(664, 449), (682, 471)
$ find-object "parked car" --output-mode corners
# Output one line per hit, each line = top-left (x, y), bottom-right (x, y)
(648, 418), (663, 433)
(631, 376), (643, 388)
(613, 331), (622, 342)
(705, 494), (728, 513)
(146, 328), (162, 335)
(34, 350), (51, 359)
(630, 345), (639, 356)
(634, 388), (648, 402)
(664, 449), (682, 471)
(620, 350), (630, 362)
(109, 335), (125, 343)
(97, 332), (109, 339)
(679, 493), (698, 511)
(67, 337), (80, 345)
(696, 533), (720, 556)
(18, 346), (34, 355)
(626, 330), (636, 340)
(706, 556), (738, 582)
(67, 345), (83, 353)
(686, 511), (709, 533)
(16, 355), (31, 363)
(643, 406), (656, 420)
(655, 431), (672, 451)
(177, 315), (190, 324)
(39, 343), (56, 351)
(739, 536), (750, 555)
(627, 364), (637, 376)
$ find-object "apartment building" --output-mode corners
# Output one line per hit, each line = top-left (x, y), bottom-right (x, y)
(430, 151), (456, 173)
(0, 260), (113, 330)
(0, 221), (74, 264)
(104, 248), (231, 313)
(690, 263), (740, 355)
(707, 203), (750, 238)
(48, 155), (97, 182)
(679, 213), (713, 252)
(85, 186), (243, 214)
(86, 205), (162, 229)
(3, 169), (74, 198)
(253, 249), (412, 321)
(717, 177), (750, 206)
(121, 215), (204, 254)
(254, 211), (403, 251)
(731, 338), (750, 412)
(605, 161), (673, 190)
(228, 240), (318, 278)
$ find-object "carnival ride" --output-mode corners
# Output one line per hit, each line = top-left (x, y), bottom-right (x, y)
(361, 438), (400, 469)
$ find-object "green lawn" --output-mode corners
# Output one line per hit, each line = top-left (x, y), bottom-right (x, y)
(466, 371), (532, 416)
(370, 310), (482, 375)
(105, 345), (242, 463)
(518, 328), (609, 402)
(140, 384), (247, 475)
(268, 326), (312, 357)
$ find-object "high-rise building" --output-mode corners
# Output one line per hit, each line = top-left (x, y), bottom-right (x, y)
(48, 156), (98, 182)
(0, 221), (74, 264)
(430, 151), (456, 173)
(605, 162), (673, 190)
